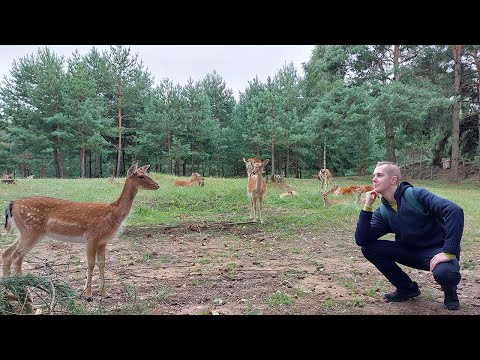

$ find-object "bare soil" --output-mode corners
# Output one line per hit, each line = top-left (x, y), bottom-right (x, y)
(8, 220), (479, 315)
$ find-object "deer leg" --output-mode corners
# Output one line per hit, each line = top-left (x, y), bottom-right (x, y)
(259, 196), (264, 224)
(96, 243), (108, 298)
(248, 194), (254, 220)
(8, 233), (43, 274)
(84, 241), (97, 301)
(2, 242), (17, 276)
(253, 196), (258, 222)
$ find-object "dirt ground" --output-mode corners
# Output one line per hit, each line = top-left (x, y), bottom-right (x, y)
(5, 220), (479, 315)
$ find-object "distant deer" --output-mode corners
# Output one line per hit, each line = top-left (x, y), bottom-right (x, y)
(174, 172), (204, 187)
(243, 157), (263, 178)
(317, 168), (333, 190)
(247, 159), (269, 223)
(334, 184), (373, 205)
(2, 164), (159, 301)
(279, 189), (298, 199)
(321, 183), (339, 207)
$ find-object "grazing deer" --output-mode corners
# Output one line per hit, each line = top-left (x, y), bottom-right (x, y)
(247, 159), (269, 223)
(317, 168), (333, 190)
(2, 164), (159, 301)
(173, 172), (204, 187)
(243, 157), (263, 178)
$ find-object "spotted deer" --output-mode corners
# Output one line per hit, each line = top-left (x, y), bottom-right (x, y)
(2, 164), (159, 301)
(247, 159), (269, 223)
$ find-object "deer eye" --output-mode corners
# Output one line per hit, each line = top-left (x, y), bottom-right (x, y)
(138, 175), (145, 179)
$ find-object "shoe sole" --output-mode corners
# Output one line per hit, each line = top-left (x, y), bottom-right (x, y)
(443, 304), (460, 310)
(384, 290), (421, 302)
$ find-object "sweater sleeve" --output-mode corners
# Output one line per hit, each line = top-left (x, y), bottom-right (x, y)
(354, 208), (390, 246)
(411, 188), (464, 258)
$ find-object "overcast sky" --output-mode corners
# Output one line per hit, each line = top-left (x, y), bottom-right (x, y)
(0, 45), (315, 100)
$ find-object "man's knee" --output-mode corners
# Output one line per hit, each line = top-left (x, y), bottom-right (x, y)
(433, 261), (461, 286)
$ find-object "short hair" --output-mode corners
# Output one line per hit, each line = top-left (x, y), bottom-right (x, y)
(375, 161), (402, 182)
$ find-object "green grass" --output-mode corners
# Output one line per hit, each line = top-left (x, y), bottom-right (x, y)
(1, 173), (478, 257)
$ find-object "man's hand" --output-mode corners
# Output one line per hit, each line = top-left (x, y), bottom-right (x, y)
(365, 190), (378, 207)
(430, 252), (454, 271)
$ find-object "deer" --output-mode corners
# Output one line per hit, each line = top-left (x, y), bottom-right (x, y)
(173, 172), (204, 187)
(243, 157), (263, 178)
(247, 159), (269, 223)
(321, 183), (339, 207)
(279, 189), (299, 199)
(317, 168), (333, 190)
(334, 184), (374, 205)
(2, 164), (159, 301)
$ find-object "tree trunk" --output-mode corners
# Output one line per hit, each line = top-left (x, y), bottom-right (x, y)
(116, 86), (123, 177)
(285, 144), (290, 178)
(168, 128), (172, 174)
(271, 135), (276, 176)
(385, 117), (396, 163)
(451, 45), (463, 182)
(80, 128), (85, 178)
(54, 148), (60, 178)
(471, 48), (480, 163)
(385, 45), (401, 164)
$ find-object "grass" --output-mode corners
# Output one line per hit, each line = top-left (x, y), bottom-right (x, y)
(1, 173), (478, 314)
(1, 172), (477, 263)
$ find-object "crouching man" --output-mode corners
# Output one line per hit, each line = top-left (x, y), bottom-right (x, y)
(354, 161), (464, 310)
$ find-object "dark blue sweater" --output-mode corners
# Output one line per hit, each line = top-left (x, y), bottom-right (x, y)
(354, 181), (463, 259)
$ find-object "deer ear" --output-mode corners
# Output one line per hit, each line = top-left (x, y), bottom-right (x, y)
(263, 159), (269, 166)
(127, 164), (137, 177)
(138, 165), (151, 173)
(243, 158), (247, 164)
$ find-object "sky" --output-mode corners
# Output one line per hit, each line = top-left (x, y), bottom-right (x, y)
(0, 45), (315, 101)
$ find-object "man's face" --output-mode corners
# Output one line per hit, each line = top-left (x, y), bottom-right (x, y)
(372, 165), (395, 193)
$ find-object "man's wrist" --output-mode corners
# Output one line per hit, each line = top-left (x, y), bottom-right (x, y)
(363, 205), (373, 212)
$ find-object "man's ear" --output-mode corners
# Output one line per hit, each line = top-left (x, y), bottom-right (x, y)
(391, 175), (397, 184)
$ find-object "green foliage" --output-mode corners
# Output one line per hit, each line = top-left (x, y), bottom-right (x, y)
(267, 291), (293, 307)
(0, 273), (78, 315)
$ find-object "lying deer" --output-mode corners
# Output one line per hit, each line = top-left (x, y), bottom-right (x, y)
(174, 172), (204, 187)
(334, 184), (374, 205)
(2, 164), (159, 301)
(247, 159), (269, 223)
(279, 190), (298, 199)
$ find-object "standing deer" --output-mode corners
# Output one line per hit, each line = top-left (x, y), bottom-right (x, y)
(317, 168), (333, 190)
(2, 164), (159, 301)
(243, 157), (262, 178)
(247, 159), (269, 223)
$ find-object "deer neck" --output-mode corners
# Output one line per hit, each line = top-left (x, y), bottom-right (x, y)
(256, 170), (263, 192)
(111, 178), (138, 220)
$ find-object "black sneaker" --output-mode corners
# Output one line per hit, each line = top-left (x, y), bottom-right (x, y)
(384, 283), (421, 302)
(443, 290), (459, 310)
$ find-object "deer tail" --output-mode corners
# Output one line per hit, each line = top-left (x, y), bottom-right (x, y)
(4, 201), (13, 232)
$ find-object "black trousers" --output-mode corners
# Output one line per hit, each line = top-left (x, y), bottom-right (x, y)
(361, 240), (461, 291)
